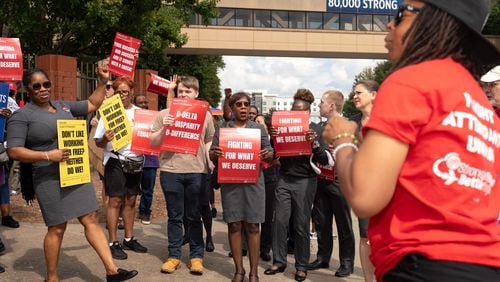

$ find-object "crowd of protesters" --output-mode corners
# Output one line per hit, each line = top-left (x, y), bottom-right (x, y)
(0, 0), (499, 281)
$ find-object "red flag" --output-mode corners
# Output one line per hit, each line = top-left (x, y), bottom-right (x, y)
(108, 32), (141, 78)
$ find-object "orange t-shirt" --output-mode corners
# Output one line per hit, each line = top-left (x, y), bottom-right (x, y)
(363, 58), (500, 280)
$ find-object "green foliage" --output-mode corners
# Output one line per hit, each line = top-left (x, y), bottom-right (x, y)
(484, 0), (500, 35)
(343, 61), (392, 118)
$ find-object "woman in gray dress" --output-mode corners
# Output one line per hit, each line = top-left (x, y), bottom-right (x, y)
(209, 92), (274, 282)
(6, 67), (137, 282)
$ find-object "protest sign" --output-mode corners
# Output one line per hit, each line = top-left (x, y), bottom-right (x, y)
(108, 32), (141, 78)
(218, 128), (261, 184)
(318, 163), (335, 181)
(147, 73), (170, 96)
(272, 111), (311, 156)
(98, 95), (132, 151)
(161, 98), (208, 155)
(0, 83), (9, 141)
(0, 38), (23, 81)
(131, 109), (160, 156)
(57, 120), (91, 187)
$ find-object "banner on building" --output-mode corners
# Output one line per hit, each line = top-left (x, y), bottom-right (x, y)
(98, 95), (132, 151)
(131, 109), (161, 156)
(57, 120), (91, 187)
(218, 128), (261, 184)
(0, 38), (23, 81)
(108, 32), (141, 78)
(161, 98), (208, 155)
(326, 0), (403, 14)
(272, 111), (311, 157)
(147, 73), (171, 96)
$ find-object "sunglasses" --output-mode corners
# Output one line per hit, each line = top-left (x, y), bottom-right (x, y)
(394, 4), (421, 26)
(30, 81), (52, 91)
(116, 90), (130, 96)
(235, 101), (250, 107)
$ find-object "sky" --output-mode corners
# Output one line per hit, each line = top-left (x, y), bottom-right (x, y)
(218, 56), (383, 98)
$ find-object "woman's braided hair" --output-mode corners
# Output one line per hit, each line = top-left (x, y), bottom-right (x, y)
(390, 4), (485, 79)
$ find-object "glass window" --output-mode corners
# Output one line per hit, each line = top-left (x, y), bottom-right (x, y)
(357, 14), (372, 31)
(289, 11), (305, 29)
(373, 14), (389, 31)
(263, 101), (267, 106)
(188, 14), (199, 25)
(235, 9), (252, 27)
(307, 12), (323, 29)
(323, 12), (339, 30)
(273, 101), (276, 106)
(340, 14), (356, 30)
(217, 8), (235, 26)
(254, 10), (271, 27)
(272, 11), (288, 28)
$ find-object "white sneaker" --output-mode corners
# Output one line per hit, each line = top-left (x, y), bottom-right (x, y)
(310, 232), (317, 240)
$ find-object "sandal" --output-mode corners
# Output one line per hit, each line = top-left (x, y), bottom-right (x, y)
(231, 272), (246, 282)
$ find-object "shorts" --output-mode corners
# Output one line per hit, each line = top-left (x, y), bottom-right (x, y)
(104, 158), (142, 197)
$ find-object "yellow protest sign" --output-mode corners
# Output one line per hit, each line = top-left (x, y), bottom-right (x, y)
(98, 94), (132, 151)
(57, 120), (91, 188)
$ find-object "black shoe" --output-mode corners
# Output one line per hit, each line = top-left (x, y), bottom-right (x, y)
(205, 239), (214, 252)
(0, 265), (4, 273)
(123, 237), (147, 253)
(0, 238), (5, 253)
(1, 216), (19, 228)
(106, 268), (138, 282)
(334, 264), (354, 277)
(306, 259), (329, 270)
(182, 236), (189, 245)
(260, 252), (271, 262)
(294, 270), (307, 282)
(117, 223), (124, 230)
(110, 241), (128, 260)
(211, 207), (217, 218)
(264, 265), (286, 275)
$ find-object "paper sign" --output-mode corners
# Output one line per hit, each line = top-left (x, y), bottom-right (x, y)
(318, 163), (335, 181)
(57, 120), (91, 187)
(161, 98), (208, 155)
(98, 95), (132, 151)
(0, 83), (9, 141)
(131, 109), (160, 156)
(108, 32), (141, 78)
(147, 73), (170, 96)
(272, 111), (311, 157)
(0, 38), (23, 81)
(218, 128), (261, 183)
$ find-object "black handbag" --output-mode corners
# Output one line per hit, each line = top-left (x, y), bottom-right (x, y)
(114, 152), (144, 174)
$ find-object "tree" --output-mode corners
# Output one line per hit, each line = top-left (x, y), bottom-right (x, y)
(484, 0), (500, 35)
(343, 61), (392, 118)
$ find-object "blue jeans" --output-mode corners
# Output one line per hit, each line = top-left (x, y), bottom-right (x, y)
(139, 167), (158, 216)
(160, 171), (204, 259)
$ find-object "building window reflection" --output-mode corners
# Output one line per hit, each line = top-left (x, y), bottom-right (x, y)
(340, 13), (356, 30)
(323, 13), (339, 30)
(217, 8), (235, 26)
(307, 12), (323, 29)
(254, 10), (271, 28)
(289, 11), (306, 29)
(272, 11), (288, 28)
(373, 15), (389, 31)
(357, 14), (372, 31)
(235, 9), (253, 27)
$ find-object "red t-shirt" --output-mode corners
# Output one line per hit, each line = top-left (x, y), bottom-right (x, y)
(364, 58), (500, 280)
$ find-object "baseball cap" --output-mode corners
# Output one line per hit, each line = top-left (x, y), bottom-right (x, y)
(425, 0), (500, 64)
(7, 82), (16, 92)
(480, 65), (500, 83)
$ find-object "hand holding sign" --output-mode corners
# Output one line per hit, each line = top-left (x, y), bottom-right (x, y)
(47, 148), (70, 163)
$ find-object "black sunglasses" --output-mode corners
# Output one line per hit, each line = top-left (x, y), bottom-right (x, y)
(235, 101), (250, 107)
(394, 4), (421, 26)
(30, 81), (52, 91)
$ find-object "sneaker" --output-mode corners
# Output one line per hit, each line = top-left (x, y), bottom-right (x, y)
(110, 241), (128, 260)
(123, 237), (147, 253)
(141, 214), (151, 225)
(117, 217), (124, 230)
(161, 258), (181, 274)
(310, 232), (317, 240)
(211, 207), (217, 218)
(187, 258), (203, 275)
(106, 268), (138, 282)
(1, 216), (19, 228)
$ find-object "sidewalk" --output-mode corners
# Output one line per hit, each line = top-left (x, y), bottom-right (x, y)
(0, 216), (365, 281)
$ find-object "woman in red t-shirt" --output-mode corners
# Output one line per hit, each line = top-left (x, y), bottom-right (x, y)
(323, 0), (500, 281)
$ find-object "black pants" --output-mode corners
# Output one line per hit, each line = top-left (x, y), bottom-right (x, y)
(260, 168), (277, 254)
(312, 179), (355, 265)
(384, 254), (500, 282)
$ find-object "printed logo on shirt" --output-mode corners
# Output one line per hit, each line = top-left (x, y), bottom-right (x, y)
(432, 152), (495, 195)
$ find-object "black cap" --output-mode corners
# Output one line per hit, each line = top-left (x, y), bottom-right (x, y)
(425, 0), (500, 64)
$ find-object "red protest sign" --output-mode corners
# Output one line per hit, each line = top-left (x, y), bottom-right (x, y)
(147, 73), (170, 96)
(108, 32), (141, 78)
(318, 163), (335, 181)
(131, 109), (161, 156)
(0, 38), (23, 81)
(161, 98), (208, 155)
(218, 128), (261, 184)
(272, 111), (311, 157)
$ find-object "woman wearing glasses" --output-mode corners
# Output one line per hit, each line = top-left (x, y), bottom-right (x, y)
(324, 0), (500, 281)
(6, 67), (137, 281)
(94, 77), (147, 261)
(209, 92), (274, 282)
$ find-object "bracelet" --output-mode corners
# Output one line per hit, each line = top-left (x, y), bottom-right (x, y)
(44, 151), (50, 161)
(333, 133), (358, 144)
(331, 142), (358, 161)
